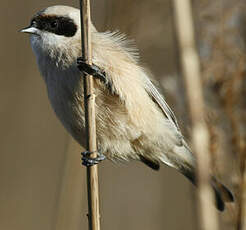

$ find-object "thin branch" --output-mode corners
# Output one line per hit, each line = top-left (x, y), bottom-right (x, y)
(79, 1), (101, 230)
(173, 1), (219, 230)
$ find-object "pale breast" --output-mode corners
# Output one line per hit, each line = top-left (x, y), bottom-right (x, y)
(45, 63), (87, 146)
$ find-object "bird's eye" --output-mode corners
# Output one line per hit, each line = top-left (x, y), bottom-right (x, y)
(31, 19), (37, 27)
(51, 20), (58, 29)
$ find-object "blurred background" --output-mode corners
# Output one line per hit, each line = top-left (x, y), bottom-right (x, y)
(0, 0), (245, 229)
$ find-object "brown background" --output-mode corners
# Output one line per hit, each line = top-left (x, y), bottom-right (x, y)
(0, 0), (240, 230)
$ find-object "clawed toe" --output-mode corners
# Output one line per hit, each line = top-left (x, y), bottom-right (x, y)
(77, 57), (107, 83)
(81, 150), (106, 167)
(77, 57), (92, 73)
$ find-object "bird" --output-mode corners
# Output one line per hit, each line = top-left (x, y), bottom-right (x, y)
(20, 5), (234, 211)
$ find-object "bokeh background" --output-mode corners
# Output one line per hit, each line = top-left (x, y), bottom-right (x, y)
(0, 0), (245, 230)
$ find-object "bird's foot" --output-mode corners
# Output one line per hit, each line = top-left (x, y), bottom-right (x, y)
(81, 150), (106, 167)
(77, 57), (107, 83)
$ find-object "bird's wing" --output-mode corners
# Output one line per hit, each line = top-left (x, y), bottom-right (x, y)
(144, 78), (180, 130)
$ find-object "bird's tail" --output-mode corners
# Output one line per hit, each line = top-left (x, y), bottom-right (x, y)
(162, 143), (234, 211)
(210, 176), (234, 211)
(176, 156), (234, 211)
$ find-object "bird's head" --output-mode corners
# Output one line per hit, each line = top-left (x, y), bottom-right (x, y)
(20, 5), (84, 67)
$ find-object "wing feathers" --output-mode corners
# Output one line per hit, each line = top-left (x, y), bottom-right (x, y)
(144, 78), (180, 130)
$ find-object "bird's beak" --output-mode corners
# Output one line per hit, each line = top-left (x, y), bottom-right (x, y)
(20, 26), (40, 35)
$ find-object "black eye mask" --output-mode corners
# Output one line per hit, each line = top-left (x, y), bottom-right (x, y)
(31, 15), (77, 37)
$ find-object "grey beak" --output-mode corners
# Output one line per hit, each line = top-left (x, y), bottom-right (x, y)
(20, 26), (39, 35)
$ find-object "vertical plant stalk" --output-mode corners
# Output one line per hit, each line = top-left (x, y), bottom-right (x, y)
(173, 1), (219, 230)
(79, 1), (101, 230)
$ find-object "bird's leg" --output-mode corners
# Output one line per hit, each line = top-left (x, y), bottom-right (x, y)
(77, 57), (107, 84)
(81, 150), (106, 167)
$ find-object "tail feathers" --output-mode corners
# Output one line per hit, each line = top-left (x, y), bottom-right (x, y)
(184, 172), (234, 211)
(211, 177), (234, 211)
(140, 155), (160, 170)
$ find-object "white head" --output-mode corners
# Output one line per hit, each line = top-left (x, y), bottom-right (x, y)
(21, 5), (85, 69)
